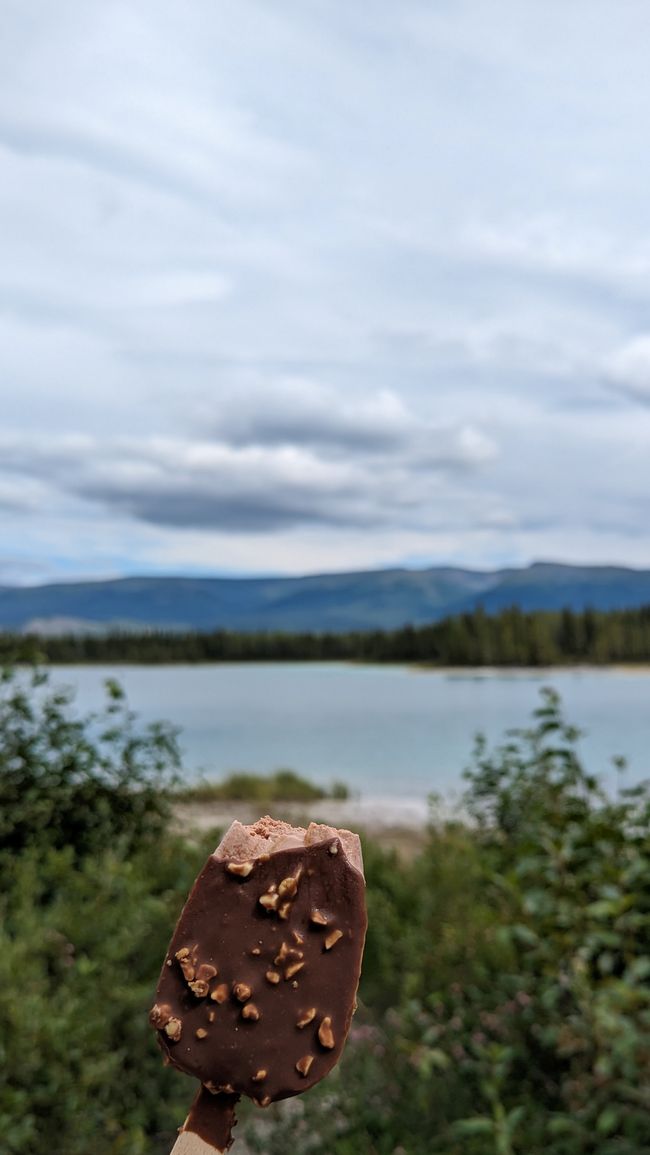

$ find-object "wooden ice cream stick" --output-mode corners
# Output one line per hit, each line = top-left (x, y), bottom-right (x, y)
(171, 1130), (224, 1155)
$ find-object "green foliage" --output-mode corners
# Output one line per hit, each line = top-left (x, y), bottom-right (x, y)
(0, 665), (199, 1154)
(446, 688), (650, 1152)
(175, 768), (350, 804)
(0, 665), (180, 860)
(2, 671), (649, 1154)
(6, 602), (650, 665)
(246, 690), (650, 1155)
(0, 839), (204, 1155)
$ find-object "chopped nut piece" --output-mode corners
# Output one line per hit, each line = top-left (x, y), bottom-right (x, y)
(310, 908), (328, 926)
(278, 875), (299, 898)
(296, 1055), (314, 1077)
(226, 860), (255, 877)
(195, 1027), (208, 1039)
(296, 1007), (316, 1028)
(179, 958), (195, 981)
(242, 1002), (260, 1021)
(329, 843), (339, 855)
(259, 892), (280, 912)
(278, 942), (302, 960)
(256, 1095), (272, 1108)
(163, 1017), (182, 1042)
(251, 1069), (267, 1082)
(324, 929), (344, 950)
(278, 901), (291, 920)
(149, 1002), (172, 1029)
(318, 1016), (335, 1049)
(291, 929), (304, 946)
(188, 979), (209, 998)
(211, 983), (229, 1003)
(208, 1011), (215, 1023)
(196, 963), (217, 982)
(274, 941), (290, 964)
(265, 970), (281, 984)
(292, 980), (299, 989)
(175, 946), (197, 981)
(251, 947), (261, 956)
(285, 961), (305, 980)
(166, 958), (172, 967)
(233, 982), (252, 1002)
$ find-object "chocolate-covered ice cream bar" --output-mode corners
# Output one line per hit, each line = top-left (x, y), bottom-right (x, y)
(150, 816), (367, 1152)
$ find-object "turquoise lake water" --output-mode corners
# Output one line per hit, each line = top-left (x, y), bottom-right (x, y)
(49, 663), (650, 802)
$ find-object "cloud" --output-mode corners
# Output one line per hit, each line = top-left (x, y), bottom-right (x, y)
(214, 382), (411, 452)
(0, 383), (497, 534)
(604, 336), (650, 404)
(211, 380), (496, 465)
(2, 0), (650, 580)
(459, 215), (650, 310)
(0, 475), (53, 515)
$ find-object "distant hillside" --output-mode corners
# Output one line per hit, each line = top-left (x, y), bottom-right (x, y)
(2, 562), (650, 635)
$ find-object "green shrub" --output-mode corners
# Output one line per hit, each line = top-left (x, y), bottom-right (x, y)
(433, 687), (650, 1154)
(249, 690), (650, 1155)
(0, 666), (180, 860)
(0, 665), (191, 1153)
(0, 839), (207, 1154)
(175, 768), (349, 804)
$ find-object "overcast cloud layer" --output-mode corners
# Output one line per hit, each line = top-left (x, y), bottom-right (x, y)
(2, 0), (650, 583)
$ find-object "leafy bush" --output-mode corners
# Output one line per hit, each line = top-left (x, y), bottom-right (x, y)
(0, 665), (192, 1154)
(0, 666), (180, 860)
(175, 768), (350, 804)
(0, 839), (204, 1154)
(248, 690), (650, 1155)
(437, 688), (650, 1153)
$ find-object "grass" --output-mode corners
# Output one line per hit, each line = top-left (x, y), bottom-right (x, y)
(173, 768), (351, 804)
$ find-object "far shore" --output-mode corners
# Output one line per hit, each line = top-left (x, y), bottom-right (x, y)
(171, 795), (455, 858)
(41, 658), (650, 673)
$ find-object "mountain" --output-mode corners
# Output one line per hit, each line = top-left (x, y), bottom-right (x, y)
(2, 562), (650, 635)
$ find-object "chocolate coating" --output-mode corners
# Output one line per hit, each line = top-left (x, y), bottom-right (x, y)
(183, 1087), (239, 1151)
(150, 837), (366, 1106)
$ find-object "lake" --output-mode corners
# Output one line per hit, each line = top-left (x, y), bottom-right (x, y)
(47, 663), (650, 805)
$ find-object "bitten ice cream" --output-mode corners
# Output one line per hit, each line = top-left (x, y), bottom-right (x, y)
(149, 816), (367, 1153)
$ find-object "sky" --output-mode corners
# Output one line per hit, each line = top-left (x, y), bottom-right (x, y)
(2, 0), (650, 584)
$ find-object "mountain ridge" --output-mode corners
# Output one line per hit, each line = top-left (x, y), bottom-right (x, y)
(2, 561), (650, 635)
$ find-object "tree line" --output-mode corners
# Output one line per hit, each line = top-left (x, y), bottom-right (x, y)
(3, 603), (650, 665)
